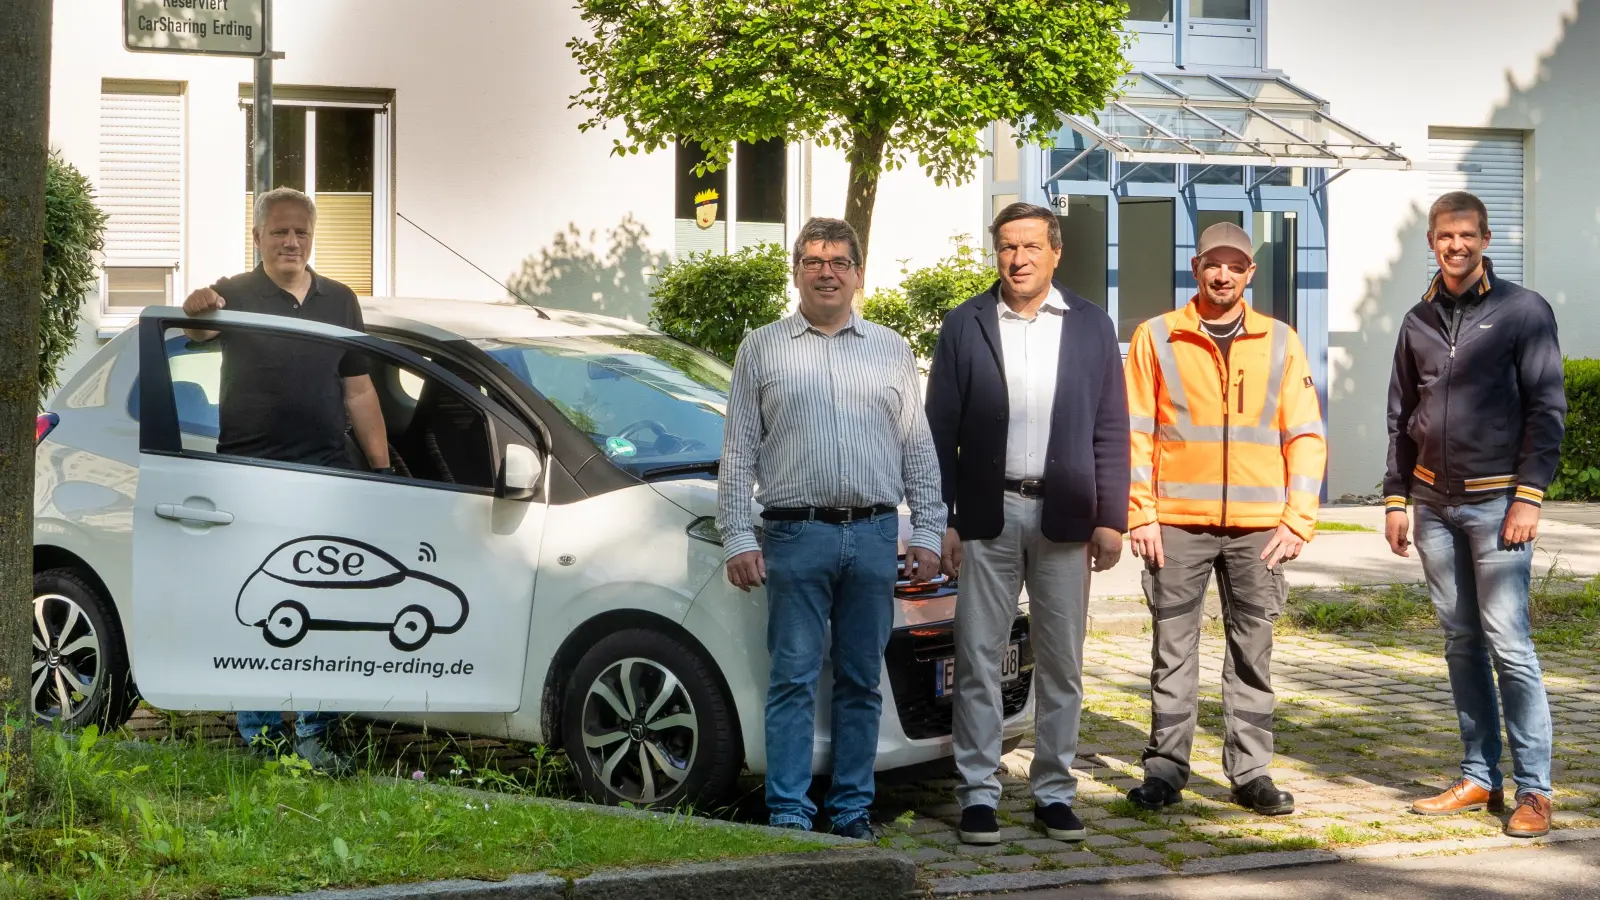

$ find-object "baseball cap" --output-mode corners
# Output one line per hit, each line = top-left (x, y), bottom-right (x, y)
(1196, 222), (1254, 261)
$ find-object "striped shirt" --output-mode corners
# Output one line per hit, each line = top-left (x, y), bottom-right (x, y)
(717, 310), (947, 561)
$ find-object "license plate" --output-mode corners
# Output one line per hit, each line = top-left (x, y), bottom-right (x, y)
(934, 644), (1019, 698)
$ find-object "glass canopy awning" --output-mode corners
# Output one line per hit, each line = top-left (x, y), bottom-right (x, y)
(1053, 71), (1410, 178)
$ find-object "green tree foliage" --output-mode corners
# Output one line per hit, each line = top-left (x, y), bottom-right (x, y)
(1549, 358), (1600, 500)
(863, 239), (994, 364)
(568, 0), (1129, 267)
(648, 243), (790, 363)
(40, 152), (106, 402)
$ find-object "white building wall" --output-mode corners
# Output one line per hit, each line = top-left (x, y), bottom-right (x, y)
(49, 0), (982, 390)
(1270, 0), (1597, 496)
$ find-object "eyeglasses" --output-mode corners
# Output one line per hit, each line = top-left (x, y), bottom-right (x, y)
(798, 257), (858, 274)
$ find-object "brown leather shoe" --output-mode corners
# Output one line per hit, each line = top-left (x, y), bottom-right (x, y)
(1410, 778), (1506, 815)
(1505, 793), (1553, 838)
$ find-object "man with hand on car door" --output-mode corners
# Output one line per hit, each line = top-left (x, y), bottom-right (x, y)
(924, 202), (1129, 846)
(717, 217), (946, 838)
(1123, 222), (1326, 817)
(181, 186), (390, 773)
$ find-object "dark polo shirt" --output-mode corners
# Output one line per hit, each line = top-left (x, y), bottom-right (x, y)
(211, 265), (370, 467)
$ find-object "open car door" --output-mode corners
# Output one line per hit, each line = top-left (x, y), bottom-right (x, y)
(128, 308), (547, 713)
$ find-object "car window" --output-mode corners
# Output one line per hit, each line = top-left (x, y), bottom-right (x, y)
(474, 334), (727, 478)
(141, 325), (500, 492)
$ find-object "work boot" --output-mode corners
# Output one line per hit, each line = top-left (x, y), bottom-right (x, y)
(1505, 793), (1552, 838)
(1232, 776), (1294, 816)
(1410, 778), (1505, 816)
(1127, 777), (1181, 811)
(957, 805), (1001, 845)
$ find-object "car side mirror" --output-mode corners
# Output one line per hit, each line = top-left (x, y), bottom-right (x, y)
(499, 443), (543, 501)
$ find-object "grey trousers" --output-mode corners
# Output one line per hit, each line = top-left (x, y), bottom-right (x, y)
(955, 492), (1090, 809)
(1140, 525), (1286, 791)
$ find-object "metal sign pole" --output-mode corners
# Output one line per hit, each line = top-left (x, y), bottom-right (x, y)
(251, 0), (273, 266)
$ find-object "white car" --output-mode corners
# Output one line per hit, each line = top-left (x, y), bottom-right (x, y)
(32, 299), (1033, 807)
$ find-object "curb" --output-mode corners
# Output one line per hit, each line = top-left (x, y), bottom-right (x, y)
(926, 827), (1600, 895)
(251, 850), (916, 900)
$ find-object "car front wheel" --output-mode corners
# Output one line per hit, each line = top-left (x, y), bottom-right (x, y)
(561, 628), (740, 809)
(32, 568), (139, 730)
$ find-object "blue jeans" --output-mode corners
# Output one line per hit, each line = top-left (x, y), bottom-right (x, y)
(237, 710), (334, 743)
(1414, 495), (1553, 798)
(761, 513), (899, 830)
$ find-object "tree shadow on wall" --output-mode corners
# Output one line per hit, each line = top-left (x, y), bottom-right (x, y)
(505, 215), (669, 324)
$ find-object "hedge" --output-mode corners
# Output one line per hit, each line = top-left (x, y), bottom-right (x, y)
(647, 242), (789, 363)
(1549, 358), (1600, 501)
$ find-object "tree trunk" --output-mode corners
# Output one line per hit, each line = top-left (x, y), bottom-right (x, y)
(842, 126), (889, 281)
(0, 0), (52, 807)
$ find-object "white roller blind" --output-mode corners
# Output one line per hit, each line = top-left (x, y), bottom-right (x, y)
(1428, 128), (1524, 285)
(99, 90), (183, 265)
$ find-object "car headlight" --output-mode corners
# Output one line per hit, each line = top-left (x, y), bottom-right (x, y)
(686, 516), (723, 546)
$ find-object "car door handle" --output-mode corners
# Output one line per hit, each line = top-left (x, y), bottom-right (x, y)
(155, 503), (235, 526)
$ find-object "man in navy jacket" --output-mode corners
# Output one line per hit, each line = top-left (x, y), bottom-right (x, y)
(926, 202), (1130, 845)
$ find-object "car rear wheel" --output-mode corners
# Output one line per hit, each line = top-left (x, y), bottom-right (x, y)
(263, 600), (310, 647)
(32, 569), (139, 730)
(561, 628), (740, 809)
(389, 605), (434, 651)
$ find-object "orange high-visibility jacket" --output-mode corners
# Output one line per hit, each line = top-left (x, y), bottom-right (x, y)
(1125, 299), (1328, 539)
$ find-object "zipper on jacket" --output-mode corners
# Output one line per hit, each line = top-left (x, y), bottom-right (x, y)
(1220, 363), (1231, 525)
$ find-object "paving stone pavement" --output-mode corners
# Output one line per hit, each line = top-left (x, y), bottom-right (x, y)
(874, 628), (1600, 890)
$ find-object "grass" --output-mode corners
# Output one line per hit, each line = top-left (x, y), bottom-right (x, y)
(0, 727), (820, 900)
(1316, 521), (1376, 533)
(1285, 582), (1434, 632)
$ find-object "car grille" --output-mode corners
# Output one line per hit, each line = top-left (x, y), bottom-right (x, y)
(883, 616), (1032, 740)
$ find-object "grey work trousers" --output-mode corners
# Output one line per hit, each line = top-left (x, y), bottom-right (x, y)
(1140, 525), (1287, 791)
(954, 492), (1090, 809)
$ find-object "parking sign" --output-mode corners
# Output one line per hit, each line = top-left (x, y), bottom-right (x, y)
(124, 0), (265, 57)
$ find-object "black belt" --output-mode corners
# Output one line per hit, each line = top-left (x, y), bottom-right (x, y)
(761, 504), (897, 524)
(1004, 479), (1046, 498)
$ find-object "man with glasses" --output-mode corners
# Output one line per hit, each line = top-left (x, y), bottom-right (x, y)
(717, 217), (946, 837)
(925, 202), (1129, 844)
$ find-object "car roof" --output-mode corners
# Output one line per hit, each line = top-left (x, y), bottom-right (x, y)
(359, 297), (658, 343)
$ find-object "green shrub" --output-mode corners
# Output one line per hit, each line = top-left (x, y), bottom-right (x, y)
(862, 238), (994, 363)
(648, 243), (789, 363)
(41, 152), (107, 402)
(1548, 358), (1600, 500)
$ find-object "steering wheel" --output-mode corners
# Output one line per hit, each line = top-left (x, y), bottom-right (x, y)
(618, 420), (668, 443)
(617, 420), (707, 456)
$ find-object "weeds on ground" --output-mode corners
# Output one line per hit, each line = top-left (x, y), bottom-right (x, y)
(1317, 522), (1376, 533)
(0, 727), (814, 900)
(1285, 582), (1433, 632)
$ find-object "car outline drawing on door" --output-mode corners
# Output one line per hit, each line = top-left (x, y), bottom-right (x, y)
(129, 308), (547, 714)
(236, 535), (469, 651)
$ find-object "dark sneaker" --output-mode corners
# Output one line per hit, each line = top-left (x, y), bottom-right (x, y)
(1128, 777), (1182, 810)
(1232, 776), (1294, 816)
(832, 816), (878, 841)
(294, 734), (353, 776)
(957, 805), (1002, 844)
(1034, 803), (1086, 841)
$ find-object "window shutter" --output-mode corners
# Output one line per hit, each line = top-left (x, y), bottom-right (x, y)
(99, 91), (183, 267)
(1427, 129), (1524, 285)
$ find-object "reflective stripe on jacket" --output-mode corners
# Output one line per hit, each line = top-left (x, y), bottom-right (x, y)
(1125, 299), (1328, 539)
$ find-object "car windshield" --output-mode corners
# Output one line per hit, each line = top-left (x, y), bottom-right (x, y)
(474, 334), (728, 479)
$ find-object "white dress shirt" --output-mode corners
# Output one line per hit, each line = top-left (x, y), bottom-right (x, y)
(998, 287), (1067, 481)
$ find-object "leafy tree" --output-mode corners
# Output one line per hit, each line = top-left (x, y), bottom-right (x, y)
(40, 153), (106, 402)
(863, 238), (994, 364)
(568, 0), (1128, 268)
(648, 243), (789, 363)
(0, 0), (53, 807)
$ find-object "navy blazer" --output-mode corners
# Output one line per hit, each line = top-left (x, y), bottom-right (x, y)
(925, 281), (1130, 543)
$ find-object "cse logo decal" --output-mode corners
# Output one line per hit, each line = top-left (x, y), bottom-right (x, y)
(234, 536), (468, 652)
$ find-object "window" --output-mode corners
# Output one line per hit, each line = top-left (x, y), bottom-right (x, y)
(1190, 165), (1244, 186)
(1253, 210), (1298, 327)
(476, 334), (730, 479)
(1054, 196), (1109, 310)
(1117, 197), (1175, 340)
(243, 90), (390, 295)
(100, 81), (184, 317)
(1048, 129), (1109, 183)
(1428, 128), (1525, 285)
(1128, 0), (1174, 21)
(133, 326), (498, 491)
(1120, 163), (1177, 184)
(674, 140), (787, 257)
(1190, 0), (1251, 20)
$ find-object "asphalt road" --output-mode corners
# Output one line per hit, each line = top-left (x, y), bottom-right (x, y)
(967, 843), (1600, 900)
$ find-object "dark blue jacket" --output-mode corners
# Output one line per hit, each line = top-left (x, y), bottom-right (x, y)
(1384, 259), (1566, 509)
(925, 281), (1130, 542)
